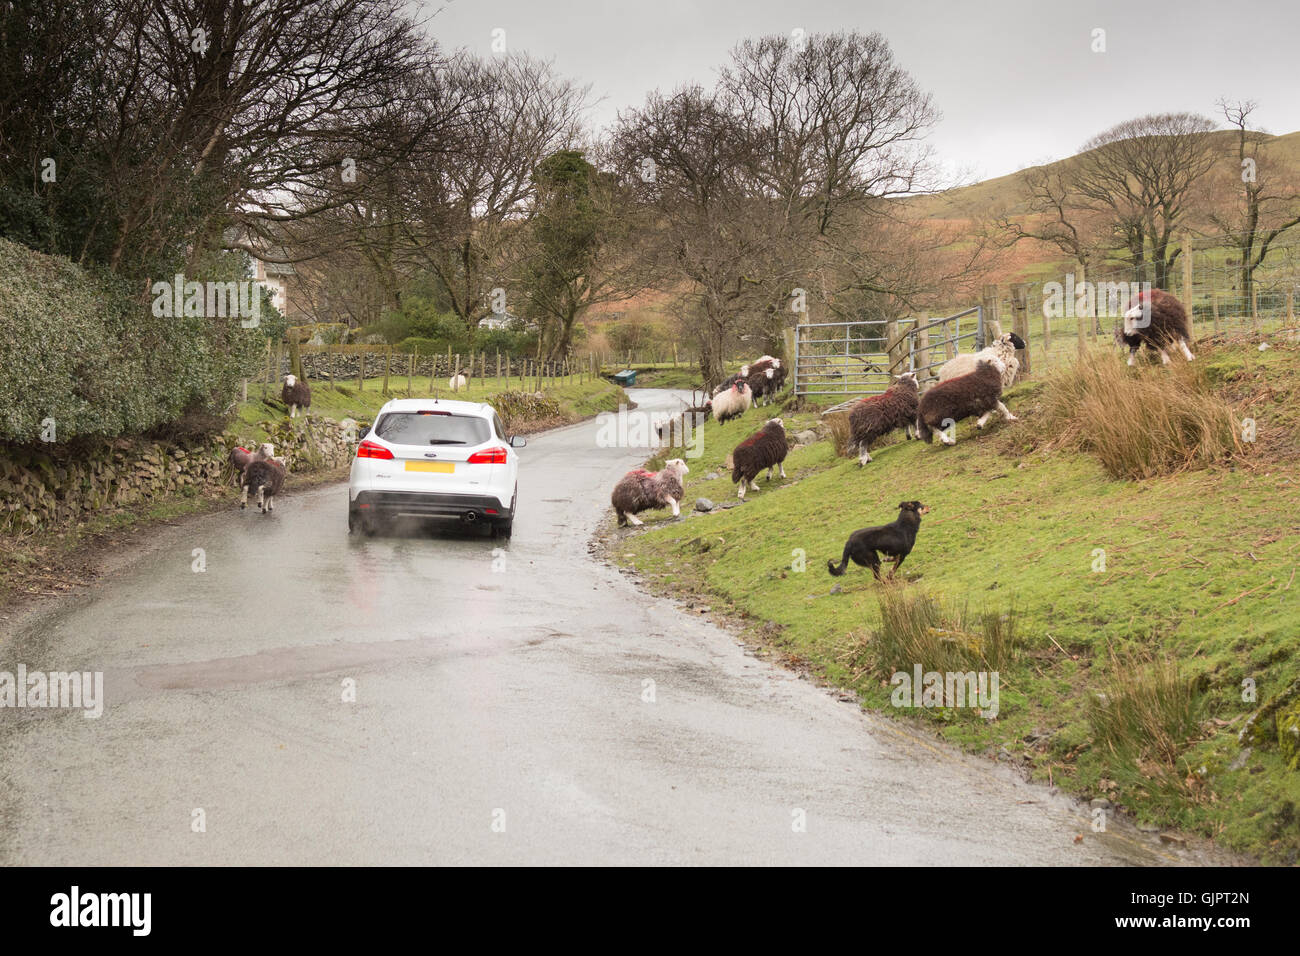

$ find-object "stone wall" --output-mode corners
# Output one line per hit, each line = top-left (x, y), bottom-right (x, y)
(274, 352), (576, 384)
(0, 416), (359, 532)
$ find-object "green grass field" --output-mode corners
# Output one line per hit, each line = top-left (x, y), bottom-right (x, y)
(615, 341), (1300, 861)
(235, 373), (624, 442)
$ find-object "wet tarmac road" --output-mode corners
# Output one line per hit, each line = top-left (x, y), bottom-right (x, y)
(0, 389), (1219, 864)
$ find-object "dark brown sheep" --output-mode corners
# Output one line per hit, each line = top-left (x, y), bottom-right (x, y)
(1116, 288), (1195, 365)
(847, 372), (919, 465)
(611, 459), (689, 526)
(282, 374), (312, 418)
(726, 418), (788, 499)
(916, 359), (1016, 446)
(241, 457), (287, 514)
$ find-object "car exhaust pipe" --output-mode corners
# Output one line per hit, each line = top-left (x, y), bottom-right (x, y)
(460, 511), (478, 524)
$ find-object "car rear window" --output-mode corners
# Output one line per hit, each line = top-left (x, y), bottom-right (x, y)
(375, 412), (489, 446)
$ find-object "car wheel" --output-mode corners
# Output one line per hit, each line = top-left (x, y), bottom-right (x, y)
(492, 519), (513, 539)
(348, 509), (358, 533)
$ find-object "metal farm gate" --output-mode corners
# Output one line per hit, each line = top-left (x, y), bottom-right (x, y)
(794, 307), (984, 408)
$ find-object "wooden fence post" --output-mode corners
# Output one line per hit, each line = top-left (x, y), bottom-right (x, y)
(357, 352), (365, 392)
(407, 353), (414, 396)
(1212, 292), (1221, 332)
(915, 317), (931, 380)
(1251, 286), (1259, 331)
(382, 349), (391, 396)
(1010, 282), (1030, 379)
(1183, 238), (1195, 338)
(1287, 289), (1295, 327)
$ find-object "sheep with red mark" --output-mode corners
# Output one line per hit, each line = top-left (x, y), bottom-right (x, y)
(916, 358), (1016, 446)
(726, 418), (788, 499)
(711, 380), (752, 424)
(611, 458), (690, 526)
(847, 372), (919, 465)
(1115, 288), (1195, 365)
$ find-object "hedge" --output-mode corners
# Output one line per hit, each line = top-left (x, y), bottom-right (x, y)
(0, 237), (262, 444)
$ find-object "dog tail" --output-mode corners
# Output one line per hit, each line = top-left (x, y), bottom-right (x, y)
(827, 542), (851, 576)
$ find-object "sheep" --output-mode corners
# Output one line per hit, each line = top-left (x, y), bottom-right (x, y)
(449, 372), (468, 391)
(1115, 288), (1195, 365)
(229, 443), (275, 483)
(745, 366), (777, 405)
(937, 332), (1024, 388)
(610, 458), (689, 526)
(710, 380), (752, 424)
(916, 358), (1016, 446)
(726, 418), (788, 499)
(241, 455), (286, 514)
(714, 356), (780, 396)
(847, 372), (919, 465)
(281, 374), (312, 418)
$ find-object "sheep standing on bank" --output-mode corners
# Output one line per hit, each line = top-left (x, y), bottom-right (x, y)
(917, 358), (1016, 446)
(282, 374), (311, 418)
(611, 458), (689, 526)
(449, 372), (468, 391)
(1115, 289), (1195, 365)
(847, 372), (919, 465)
(937, 332), (1024, 388)
(241, 455), (287, 514)
(711, 380), (752, 424)
(726, 418), (788, 499)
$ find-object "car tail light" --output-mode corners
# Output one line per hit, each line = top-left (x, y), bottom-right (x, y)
(356, 440), (394, 460)
(467, 446), (508, 464)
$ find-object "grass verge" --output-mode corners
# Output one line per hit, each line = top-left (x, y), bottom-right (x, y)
(609, 341), (1300, 862)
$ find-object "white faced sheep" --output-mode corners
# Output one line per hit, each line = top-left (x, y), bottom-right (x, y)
(937, 332), (1024, 388)
(916, 358), (1016, 446)
(847, 372), (919, 465)
(241, 455), (286, 514)
(449, 373), (468, 391)
(711, 380), (752, 424)
(281, 374), (312, 418)
(610, 458), (690, 526)
(1115, 289), (1195, 365)
(726, 418), (788, 499)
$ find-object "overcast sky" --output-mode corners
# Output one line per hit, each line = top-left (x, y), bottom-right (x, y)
(424, 0), (1300, 186)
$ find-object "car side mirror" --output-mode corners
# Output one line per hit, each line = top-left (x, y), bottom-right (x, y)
(509, 435), (526, 448)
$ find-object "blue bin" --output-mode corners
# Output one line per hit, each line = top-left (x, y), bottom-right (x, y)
(613, 369), (637, 387)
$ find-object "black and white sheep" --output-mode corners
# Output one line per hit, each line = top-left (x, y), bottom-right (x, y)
(916, 358), (1016, 445)
(610, 458), (689, 526)
(711, 380), (752, 424)
(847, 372), (919, 465)
(726, 418), (788, 499)
(282, 375), (311, 418)
(449, 372), (468, 391)
(1115, 288), (1195, 365)
(241, 455), (287, 514)
(937, 332), (1024, 388)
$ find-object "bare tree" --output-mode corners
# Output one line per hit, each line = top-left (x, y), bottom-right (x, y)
(1072, 113), (1219, 288)
(1208, 99), (1300, 299)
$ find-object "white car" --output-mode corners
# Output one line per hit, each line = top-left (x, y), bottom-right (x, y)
(348, 398), (525, 538)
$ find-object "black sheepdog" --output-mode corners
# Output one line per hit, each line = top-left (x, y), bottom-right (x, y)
(827, 501), (929, 580)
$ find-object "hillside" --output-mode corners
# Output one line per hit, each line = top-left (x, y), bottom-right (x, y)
(613, 336), (1300, 862)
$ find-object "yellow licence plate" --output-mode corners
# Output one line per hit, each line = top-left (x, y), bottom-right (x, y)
(404, 461), (455, 473)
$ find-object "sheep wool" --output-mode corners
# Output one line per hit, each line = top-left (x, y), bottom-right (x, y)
(282, 375), (312, 418)
(847, 372), (919, 465)
(917, 359), (1016, 445)
(726, 418), (788, 499)
(610, 459), (689, 526)
(1117, 289), (1195, 365)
